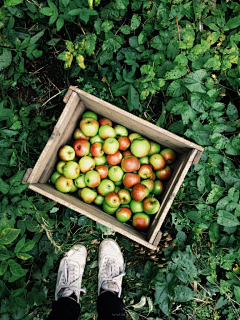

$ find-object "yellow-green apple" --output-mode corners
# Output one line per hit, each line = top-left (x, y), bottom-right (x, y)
(114, 125), (128, 137)
(132, 213), (150, 231)
(115, 186), (121, 193)
(55, 176), (73, 193)
(129, 133), (141, 142)
(118, 189), (131, 204)
(97, 179), (115, 196)
(56, 161), (66, 174)
(160, 148), (176, 164)
(138, 164), (153, 179)
(90, 134), (104, 144)
(102, 201), (118, 214)
(58, 145), (75, 161)
(115, 180), (123, 186)
(143, 196), (160, 215)
(73, 128), (89, 140)
(99, 125), (116, 139)
(96, 165), (108, 179)
(156, 166), (172, 180)
(123, 173), (140, 188)
(69, 184), (78, 193)
(130, 138), (151, 158)
(80, 187), (97, 203)
(74, 174), (86, 188)
(94, 194), (104, 205)
(80, 118), (99, 137)
(122, 150), (132, 157)
(116, 207), (132, 223)
(73, 139), (90, 157)
(94, 155), (107, 166)
(85, 170), (101, 188)
(118, 136), (130, 151)
(62, 161), (80, 179)
(82, 110), (98, 120)
(105, 192), (121, 208)
(90, 142), (104, 157)
(148, 141), (161, 156)
(107, 151), (122, 165)
(99, 118), (112, 127)
(121, 156), (140, 173)
(103, 138), (119, 155)
(139, 156), (149, 164)
(131, 183), (149, 202)
(108, 166), (124, 182)
(50, 171), (61, 184)
(141, 179), (154, 192)
(149, 154), (166, 171)
(130, 200), (143, 213)
(79, 156), (95, 173)
(153, 180), (164, 196)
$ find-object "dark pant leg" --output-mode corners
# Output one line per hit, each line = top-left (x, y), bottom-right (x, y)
(48, 297), (80, 320)
(97, 291), (126, 320)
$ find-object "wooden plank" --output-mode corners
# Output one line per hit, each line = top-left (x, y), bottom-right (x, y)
(28, 183), (157, 250)
(148, 149), (198, 244)
(71, 86), (204, 155)
(152, 231), (162, 247)
(192, 150), (203, 165)
(63, 88), (73, 103)
(22, 168), (32, 184)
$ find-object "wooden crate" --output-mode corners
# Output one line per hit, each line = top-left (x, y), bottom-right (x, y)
(22, 86), (204, 250)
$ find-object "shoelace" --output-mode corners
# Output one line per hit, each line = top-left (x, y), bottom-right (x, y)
(101, 258), (126, 284)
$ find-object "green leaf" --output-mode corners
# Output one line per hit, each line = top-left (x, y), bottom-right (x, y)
(116, 0), (129, 10)
(56, 17), (64, 31)
(224, 16), (240, 31)
(4, 0), (23, 6)
(234, 286), (240, 303)
(155, 282), (170, 315)
(112, 81), (129, 96)
(174, 285), (194, 302)
(14, 237), (25, 253)
(206, 185), (224, 204)
(16, 252), (32, 260)
(120, 25), (131, 35)
(85, 34), (96, 56)
(226, 102), (238, 121)
(131, 14), (141, 30)
(0, 49), (12, 72)
(217, 210), (240, 227)
(0, 228), (20, 245)
(179, 23), (195, 49)
(127, 85), (139, 111)
(39, 7), (53, 16)
(156, 103), (166, 127)
(184, 69), (207, 93)
(0, 178), (9, 194)
(29, 30), (45, 46)
(101, 20), (114, 32)
(166, 80), (186, 97)
(0, 260), (8, 276)
(9, 170), (25, 186)
(164, 66), (187, 80)
(8, 259), (27, 278)
(209, 222), (220, 243)
(132, 296), (146, 309)
(203, 55), (221, 70)
(215, 296), (228, 310)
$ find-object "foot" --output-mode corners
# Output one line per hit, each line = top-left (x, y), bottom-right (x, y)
(55, 245), (87, 302)
(98, 239), (125, 298)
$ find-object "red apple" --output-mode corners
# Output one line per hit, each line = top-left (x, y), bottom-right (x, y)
(80, 118), (99, 137)
(141, 179), (154, 192)
(156, 166), (172, 180)
(118, 136), (130, 151)
(132, 213), (150, 231)
(105, 192), (121, 208)
(99, 125), (116, 139)
(73, 139), (90, 157)
(79, 156), (95, 173)
(55, 176), (73, 193)
(99, 118), (112, 127)
(143, 196), (160, 215)
(138, 164), (153, 179)
(150, 172), (156, 181)
(103, 138), (119, 155)
(58, 145), (75, 161)
(73, 128), (89, 140)
(160, 148), (176, 164)
(96, 165), (108, 179)
(84, 170), (101, 188)
(118, 189), (131, 204)
(116, 207), (132, 223)
(107, 151), (123, 166)
(90, 142), (104, 157)
(149, 154), (166, 171)
(130, 138), (151, 158)
(123, 173), (141, 188)
(121, 156), (140, 173)
(131, 184), (149, 202)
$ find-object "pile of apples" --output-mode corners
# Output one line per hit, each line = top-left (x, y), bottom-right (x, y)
(50, 110), (176, 232)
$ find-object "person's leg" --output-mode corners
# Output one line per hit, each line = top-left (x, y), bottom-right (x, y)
(97, 239), (126, 320)
(47, 245), (87, 320)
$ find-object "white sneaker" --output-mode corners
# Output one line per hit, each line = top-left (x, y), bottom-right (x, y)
(55, 245), (87, 302)
(98, 239), (125, 298)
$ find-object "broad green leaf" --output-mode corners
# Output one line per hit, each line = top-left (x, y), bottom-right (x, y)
(39, 7), (53, 16)
(112, 81), (129, 96)
(174, 285), (194, 302)
(0, 246), (10, 261)
(16, 253), (32, 260)
(9, 184), (29, 195)
(226, 102), (238, 121)
(0, 260), (8, 276)
(166, 80), (186, 97)
(203, 55), (221, 70)
(164, 66), (187, 80)
(168, 120), (185, 135)
(127, 85), (139, 111)
(85, 34), (96, 56)
(56, 17), (64, 31)
(4, 0), (23, 6)
(215, 296), (228, 310)
(138, 32), (146, 45)
(150, 36), (166, 51)
(217, 210), (240, 227)
(0, 178), (9, 194)
(206, 185), (224, 204)
(102, 38), (121, 52)
(224, 16), (240, 31)
(209, 222), (220, 243)
(0, 49), (12, 71)
(155, 282), (170, 315)
(0, 228), (20, 245)
(232, 135), (240, 150)
(179, 23), (195, 49)
(120, 25), (131, 35)
(14, 237), (25, 253)
(234, 286), (240, 303)
(156, 103), (166, 127)
(101, 20), (114, 32)
(116, 0), (129, 10)
(131, 14), (141, 30)
(29, 30), (45, 46)
(8, 259), (27, 277)
(184, 69), (207, 93)
(186, 210), (202, 223)
(9, 170), (25, 186)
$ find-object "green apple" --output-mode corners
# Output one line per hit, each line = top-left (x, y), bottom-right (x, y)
(130, 137), (151, 158)
(97, 179), (115, 196)
(118, 189), (131, 204)
(114, 125), (128, 138)
(85, 170), (101, 188)
(94, 194), (104, 205)
(82, 110), (98, 120)
(153, 180), (164, 196)
(90, 134), (104, 144)
(50, 171), (61, 184)
(58, 145), (75, 161)
(74, 174), (86, 188)
(105, 192), (121, 208)
(99, 125), (116, 139)
(115, 186), (121, 193)
(116, 207), (132, 223)
(80, 187), (97, 203)
(94, 155), (107, 166)
(108, 166), (124, 182)
(55, 176), (73, 193)
(80, 118), (99, 137)
(69, 184), (78, 193)
(143, 196), (160, 215)
(103, 138), (119, 155)
(115, 180), (123, 186)
(62, 161), (80, 179)
(148, 141), (161, 156)
(130, 200), (143, 213)
(139, 156), (149, 164)
(102, 201), (118, 214)
(56, 161), (67, 174)
(129, 133), (141, 142)
(79, 156), (95, 173)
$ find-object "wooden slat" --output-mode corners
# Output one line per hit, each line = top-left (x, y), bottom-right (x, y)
(28, 183), (157, 250)
(147, 149), (198, 244)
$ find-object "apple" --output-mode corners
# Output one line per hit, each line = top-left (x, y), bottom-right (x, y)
(99, 125), (116, 139)
(123, 173), (140, 188)
(139, 156), (149, 164)
(138, 164), (153, 179)
(51, 171), (61, 184)
(130, 200), (143, 213)
(82, 110), (98, 120)
(55, 176), (73, 193)
(85, 170), (101, 188)
(129, 133), (141, 142)
(143, 197), (160, 215)
(73, 128), (89, 140)
(97, 179), (115, 196)
(56, 161), (66, 174)
(79, 156), (95, 173)
(153, 180), (164, 196)
(121, 156), (140, 173)
(149, 154), (166, 171)
(90, 135), (104, 144)
(108, 166), (124, 182)
(114, 125), (128, 138)
(131, 184), (149, 202)
(94, 194), (104, 205)
(96, 165), (108, 179)
(118, 189), (131, 204)
(58, 145), (75, 161)
(160, 148), (176, 164)
(132, 213), (150, 231)
(103, 201), (118, 214)
(148, 141), (161, 156)
(115, 186), (121, 193)
(141, 179), (154, 192)
(116, 207), (132, 223)
(115, 180), (123, 186)
(74, 174), (86, 188)
(73, 139), (90, 157)
(118, 136), (130, 151)
(105, 192), (121, 208)
(80, 118), (99, 137)
(62, 161), (80, 179)
(122, 150), (132, 157)
(90, 142), (104, 157)
(107, 151), (123, 166)
(150, 172), (156, 181)
(94, 155), (107, 166)
(156, 166), (172, 180)
(99, 118), (112, 127)
(69, 184), (78, 193)
(103, 138), (119, 155)
(130, 138), (151, 158)
(80, 187), (97, 203)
